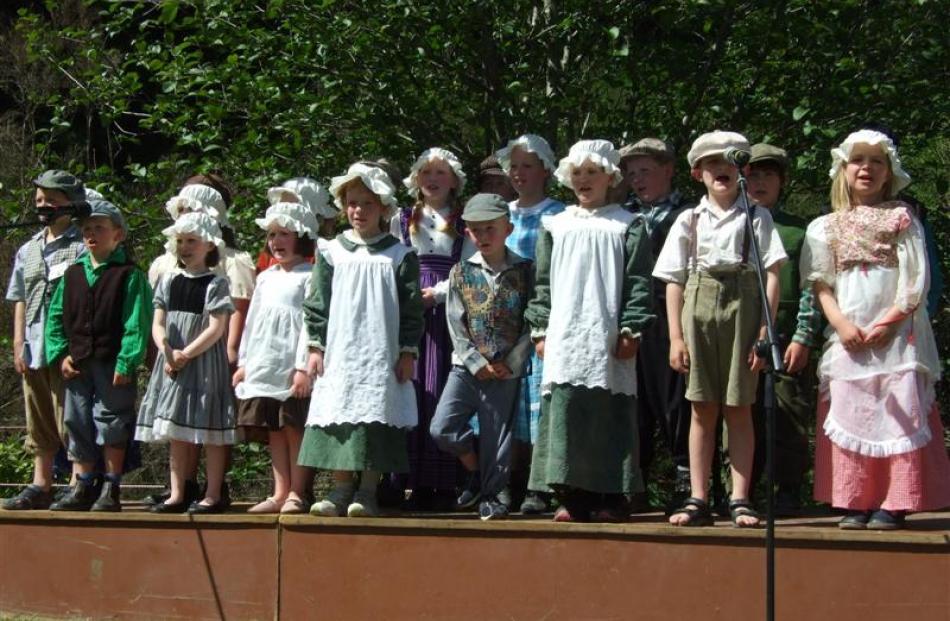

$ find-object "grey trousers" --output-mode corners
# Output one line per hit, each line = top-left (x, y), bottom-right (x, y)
(430, 366), (520, 498)
(64, 358), (137, 463)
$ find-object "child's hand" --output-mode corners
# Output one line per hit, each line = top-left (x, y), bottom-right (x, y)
(475, 365), (494, 381)
(490, 362), (513, 380)
(13, 341), (27, 375)
(291, 370), (312, 398)
(783, 342), (810, 374)
(163, 361), (177, 378)
(61, 355), (80, 379)
(232, 366), (246, 388)
(171, 349), (190, 369)
(748, 346), (765, 373)
(112, 372), (131, 386)
(614, 334), (640, 360)
(395, 352), (414, 383)
(421, 288), (438, 309)
(836, 320), (865, 352)
(534, 338), (545, 359)
(227, 344), (240, 368)
(864, 322), (898, 350)
(669, 338), (689, 373)
(307, 351), (325, 378)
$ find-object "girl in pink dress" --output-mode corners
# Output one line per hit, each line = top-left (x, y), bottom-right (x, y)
(803, 129), (950, 529)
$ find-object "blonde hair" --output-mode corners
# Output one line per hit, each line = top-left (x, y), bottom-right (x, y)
(828, 145), (895, 212)
(408, 188), (463, 237)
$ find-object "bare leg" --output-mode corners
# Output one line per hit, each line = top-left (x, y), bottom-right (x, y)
(269, 430), (291, 503)
(284, 425), (311, 502)
(723, 405), (758, 526)
(670, 402), (719, 526)
(31, 451), (55, 490)
(166, 440), (190, 505)
(103, 445), (126, 476)
(199, 445), (228, 505)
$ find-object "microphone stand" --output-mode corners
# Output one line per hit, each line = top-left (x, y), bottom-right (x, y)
(736, 165), (783, 621)
(1, 220), (45, 230)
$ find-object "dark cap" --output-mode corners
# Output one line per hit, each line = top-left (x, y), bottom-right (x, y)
(84, 199), (127, 232)
(478, 155), (507, 177)
(749, 143), (789, 172)
(619, 138), (675, 163)
(32, 169), (86, 203)
(462, 193), (510, 222)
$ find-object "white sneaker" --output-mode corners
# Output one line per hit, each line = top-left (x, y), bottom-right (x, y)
(347, 490), (379, 517)
(310, 486), (352, 517)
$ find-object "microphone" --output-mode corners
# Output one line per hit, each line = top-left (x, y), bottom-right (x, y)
(723, 147), (751, 167)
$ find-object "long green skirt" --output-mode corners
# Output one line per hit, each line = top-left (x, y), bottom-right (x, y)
(298, 422), (409, 472)
(528, 384), (642, 495)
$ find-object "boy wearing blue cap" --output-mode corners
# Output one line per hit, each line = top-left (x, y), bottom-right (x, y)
(45, 199), (152, 511)
(2, 171), (86, 510)
(430, 193), (533, 520)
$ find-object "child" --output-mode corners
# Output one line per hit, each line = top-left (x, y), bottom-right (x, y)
(300, 163), (423, 517)
(256, 178), (335, 272)
(492, 133), (565, 514)
(653, 131), (786, 527)
(477, 155), (517, 201)
(430, 193), (533, 520)
(2, 171), (86, 510)
(393, 147), (474, 510)
(234, 202), (318, 514)
(745, 143), (820, 515)
(526, 140), (655, 523)
(136, 212), (235, 513)
(144, 179), (255, 507)
(803, 129), (950, 529)
(45, 200), (152, 511)
(618, 138), (697, 511)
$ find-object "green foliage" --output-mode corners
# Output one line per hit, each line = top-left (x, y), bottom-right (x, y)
(0, 434), (33, 497)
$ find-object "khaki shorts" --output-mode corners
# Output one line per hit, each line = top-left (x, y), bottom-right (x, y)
(22, 366), (67, 455)
(682, 270), (761, 406)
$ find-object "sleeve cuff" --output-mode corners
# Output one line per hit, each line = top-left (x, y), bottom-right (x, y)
(308, 341), (325, 352)
(791, 334), (814, 348)
(530, 328), (546, 340)
(399, 345), (420, 357)
(619, 328), (641, 339)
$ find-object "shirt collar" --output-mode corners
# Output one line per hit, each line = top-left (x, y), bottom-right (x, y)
(695, 195), (743, 218)
(465, 248), (527, 272)
(79, 245), (128, 269)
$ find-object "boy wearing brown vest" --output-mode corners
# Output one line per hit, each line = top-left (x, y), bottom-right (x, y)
(45, 200), (152, 511)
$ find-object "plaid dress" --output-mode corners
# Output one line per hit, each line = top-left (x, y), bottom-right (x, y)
(505, 197), (565, 443)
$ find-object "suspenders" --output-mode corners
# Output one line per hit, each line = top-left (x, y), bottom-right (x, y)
(687, 207), (754, 274)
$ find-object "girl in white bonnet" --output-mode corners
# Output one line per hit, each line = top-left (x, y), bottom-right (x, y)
(392, 147), (476, 510)
(803, 129), (950, 529)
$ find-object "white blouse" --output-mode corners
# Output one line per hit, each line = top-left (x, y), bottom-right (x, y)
(148, 247), (256, 300)
(653, 196), (787, 284)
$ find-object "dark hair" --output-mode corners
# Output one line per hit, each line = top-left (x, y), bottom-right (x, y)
(749, 159), (786, 183)
(176, 245), (220, 269)
(263, 233), (315, 259)
(358, 158), (401, 188)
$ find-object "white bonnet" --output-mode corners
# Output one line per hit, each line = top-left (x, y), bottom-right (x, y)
(329, 163), (399, 210)
(403, 147), (467, 194)
(495, 134), (556, 173)
(267, 177), (337, 220)
(161, 211), (225, 254)
(84, 188), (105, 201)
(165, 184), (230, 227)
(554, 139), (623, 189)
(829, 129), (911, 193)
(254, 201), (319, 240)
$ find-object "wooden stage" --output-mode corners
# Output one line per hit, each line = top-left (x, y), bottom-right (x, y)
(1, 506), (947, 620)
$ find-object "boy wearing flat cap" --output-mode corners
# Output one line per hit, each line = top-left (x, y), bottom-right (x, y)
(618, 138), (697, 510)
(653, 131), (786, 528)
(430, 193), (533, 520)
(3, 171), (87, 510)
(745, 143), (819, 515)
(45, 199), (152, 512)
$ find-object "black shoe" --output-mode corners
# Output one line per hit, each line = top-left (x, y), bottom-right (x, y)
(520, 492), (549, 515)
(2, 485), (54, 511)
(142, 489), (170, 507)
(479, 497), (509, 521)
(838, 510), (871, 530)
(50, 476), (101, 512)
(91, 480), (122, 512)
(867, 509), (906, 530)
(150, 498), (191, 514)
(456, 472), (481, 509)
(188, 499), (227, 514)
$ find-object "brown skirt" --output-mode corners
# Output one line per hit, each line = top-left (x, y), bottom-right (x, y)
(237, 397), (309, 443)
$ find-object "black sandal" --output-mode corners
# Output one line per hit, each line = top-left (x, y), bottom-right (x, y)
(670, 497), (714, 527)
(729, 499), (761, 528)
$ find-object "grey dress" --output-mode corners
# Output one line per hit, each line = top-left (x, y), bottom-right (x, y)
(135, 271), (236, 445)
